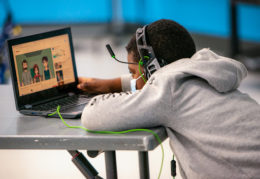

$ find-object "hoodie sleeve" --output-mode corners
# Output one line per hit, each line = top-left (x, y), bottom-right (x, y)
(81, 75), (171, 131)
(120, 74), (132, 92)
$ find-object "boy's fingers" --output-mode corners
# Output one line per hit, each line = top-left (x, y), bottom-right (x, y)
(77, 82), (87, 89)
(78, 77), (84, 83)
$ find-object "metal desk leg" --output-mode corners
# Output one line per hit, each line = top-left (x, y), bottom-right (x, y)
(68, 150), (102, 179)
(105, 151), (118, 179)
(138, 151), (150, 179)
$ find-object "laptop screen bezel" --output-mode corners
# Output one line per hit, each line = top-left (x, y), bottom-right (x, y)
(7, 27), (79, 110)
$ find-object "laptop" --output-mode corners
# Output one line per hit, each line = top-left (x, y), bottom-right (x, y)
(7, 27), (93, 119)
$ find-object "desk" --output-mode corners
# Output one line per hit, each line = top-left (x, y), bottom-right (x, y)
(0, 85), (167, 179)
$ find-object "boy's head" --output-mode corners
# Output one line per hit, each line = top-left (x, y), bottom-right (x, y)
(126, 19), (196, 89)
(42, 56), (48, 68)
(22, 59), (28, 71)
(126, 19), (196, 63)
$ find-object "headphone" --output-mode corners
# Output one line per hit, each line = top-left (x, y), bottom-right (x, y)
(136, 25), (167, 80)
(106, 25), (168, 81)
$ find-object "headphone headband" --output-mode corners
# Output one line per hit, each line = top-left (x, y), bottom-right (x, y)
(136, 25), (156, 63)
(136, 25), (165, 79)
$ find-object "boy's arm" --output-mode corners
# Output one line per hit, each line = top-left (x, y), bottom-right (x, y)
(81, 75), (171, 131)
(77, 74), (132, 94)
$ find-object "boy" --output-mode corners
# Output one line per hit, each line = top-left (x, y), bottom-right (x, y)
(78, 19), (260, 178)
(42, 56), (53, 80)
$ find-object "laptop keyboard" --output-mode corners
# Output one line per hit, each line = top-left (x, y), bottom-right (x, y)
(32, 95), (92, 112)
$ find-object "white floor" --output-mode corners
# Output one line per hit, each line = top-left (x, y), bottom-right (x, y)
(1, 29), (260, 179)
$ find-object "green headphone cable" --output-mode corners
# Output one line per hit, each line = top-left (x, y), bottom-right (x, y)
(139, 60), (147, 83)
(138, 55), (149, 83)
(48, 105), (164, 179)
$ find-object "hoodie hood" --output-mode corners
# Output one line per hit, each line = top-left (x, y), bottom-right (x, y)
(167, 48), (248, 93)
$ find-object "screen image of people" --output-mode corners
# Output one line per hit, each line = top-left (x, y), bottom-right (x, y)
(56, 70), (64, 86)
(12, 34), (75, 96)
(16, 48), (55, 87)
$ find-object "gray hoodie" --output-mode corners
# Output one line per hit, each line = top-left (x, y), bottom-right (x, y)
(81, 49), (260, 179)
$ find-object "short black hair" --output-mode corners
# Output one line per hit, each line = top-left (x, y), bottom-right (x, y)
(22, 59), (27, 65)
(42, 56), (48, 63)
(126, 19), (196, 64)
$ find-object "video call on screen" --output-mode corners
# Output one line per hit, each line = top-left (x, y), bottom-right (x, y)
(12, 34), (75, 96)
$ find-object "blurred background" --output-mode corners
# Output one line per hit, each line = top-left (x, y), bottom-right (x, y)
(0, 0), (260, 179)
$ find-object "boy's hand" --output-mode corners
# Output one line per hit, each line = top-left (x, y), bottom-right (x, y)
(77, 77), (122, 94)
(77, 77), (99, 94)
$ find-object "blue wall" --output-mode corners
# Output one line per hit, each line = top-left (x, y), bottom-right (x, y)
(0, 0), (112, 24)
(1, 0), (260, 42)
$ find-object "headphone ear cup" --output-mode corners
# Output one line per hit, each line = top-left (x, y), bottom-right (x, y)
(139, 59), (144, 66)
(139, 56), (149, 66)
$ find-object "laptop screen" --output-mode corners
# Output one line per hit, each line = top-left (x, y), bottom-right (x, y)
(8, 28), (78, 109)
(12, 34), (75, 96)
